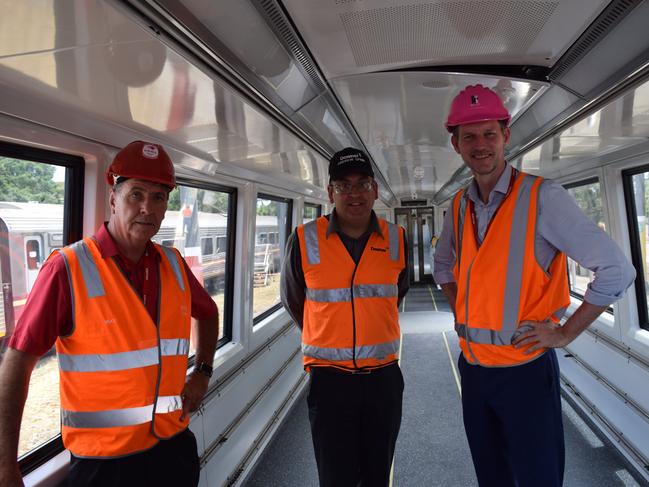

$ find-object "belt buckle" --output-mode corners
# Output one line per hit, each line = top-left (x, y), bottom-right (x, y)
(352, 369), (371, 375)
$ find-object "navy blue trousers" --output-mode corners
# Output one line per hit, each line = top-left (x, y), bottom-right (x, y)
(307, 363), (404, 487)
(458, 350), (565, 487)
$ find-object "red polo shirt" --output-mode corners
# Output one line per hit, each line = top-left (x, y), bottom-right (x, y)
(8, 224), (218, 356)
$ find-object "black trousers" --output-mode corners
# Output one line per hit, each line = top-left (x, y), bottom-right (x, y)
(307, 363), (404, 487)
(67, 428), (200, 487)
(458, 350), (565, 487)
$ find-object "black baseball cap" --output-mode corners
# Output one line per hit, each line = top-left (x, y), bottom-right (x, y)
(328, 147), (375, 182)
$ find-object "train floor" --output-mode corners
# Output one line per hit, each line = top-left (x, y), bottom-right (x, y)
(244, 284), (648, 487)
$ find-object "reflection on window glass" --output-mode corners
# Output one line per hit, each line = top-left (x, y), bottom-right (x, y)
(630, 172), (649, 324)
(303, 203), (321, 224)
(0, 157), (65, 457)
(253, 196), (291, 320)
(565, 180), (607, 298)
(153, 185), (232, 346)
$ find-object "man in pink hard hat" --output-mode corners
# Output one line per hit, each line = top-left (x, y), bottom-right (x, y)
(434, 85), (635, 486)
(0, 141), (219, 486)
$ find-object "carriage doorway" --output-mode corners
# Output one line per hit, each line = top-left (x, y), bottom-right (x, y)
(395, 208), (434, 284)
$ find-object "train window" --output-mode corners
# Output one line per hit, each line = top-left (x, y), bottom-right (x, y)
(623, 167), (649, 330)
(216, 236), (227, 254)
(0, 142), (83, 469)
(564, 178), (609, 304)
(201, 236), (214, 256)
(303, 203), (321, 223)
(25, 239), (42, 271)
(253, 195), (292, 322)
(155, 183), (236, 346)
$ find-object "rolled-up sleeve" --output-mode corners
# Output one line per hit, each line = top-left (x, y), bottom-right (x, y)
(280, 230), (306, 328)
(538, 181), (636, 306)
(433, 207), (457, 285)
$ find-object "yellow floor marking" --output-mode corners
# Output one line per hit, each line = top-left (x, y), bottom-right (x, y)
(390, 333), (404, 487)
(427, 284), (438, 311)
(442, 331), (462, 397)
(13, 298), (27, 307)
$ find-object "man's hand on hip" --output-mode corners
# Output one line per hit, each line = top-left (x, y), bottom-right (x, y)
(512, 320), (571, 354)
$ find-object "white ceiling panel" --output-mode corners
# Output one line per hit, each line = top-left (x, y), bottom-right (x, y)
(281, 0), (609, 78)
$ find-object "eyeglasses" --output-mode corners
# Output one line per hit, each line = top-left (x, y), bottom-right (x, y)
(332, 180), (374, 195)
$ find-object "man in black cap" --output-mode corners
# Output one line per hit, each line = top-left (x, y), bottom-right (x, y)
(281, 147), (409, 486)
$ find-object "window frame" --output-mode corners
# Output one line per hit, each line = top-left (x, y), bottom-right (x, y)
(562, 177), (613, 314)
(622, 165), (649, 331)
(303, 202), (322, 222)
(0, 141), (84, 475)
(253, 193), (293, 325)
(174, 179), (237, 349)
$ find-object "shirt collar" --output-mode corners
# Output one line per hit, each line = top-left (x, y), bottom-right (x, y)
(95, 222), (158, 262)
(326, 209), (383, 239)
(466, 162), (512, 204)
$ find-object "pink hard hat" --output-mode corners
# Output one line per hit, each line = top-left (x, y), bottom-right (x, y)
(445, 84), (510, 132)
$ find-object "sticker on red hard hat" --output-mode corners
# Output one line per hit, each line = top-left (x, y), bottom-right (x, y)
(142, 144), (159, 159)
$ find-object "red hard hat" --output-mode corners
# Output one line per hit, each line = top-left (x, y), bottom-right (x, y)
(106, 141), (176, 188)
(445, 84), (510, 133)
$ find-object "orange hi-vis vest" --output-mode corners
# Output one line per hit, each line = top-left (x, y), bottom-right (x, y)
(452, 170), (570, 367)
(297, 216), (405, 371)
(55, 237), (191, 458)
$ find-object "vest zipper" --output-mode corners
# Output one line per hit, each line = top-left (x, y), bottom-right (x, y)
(350, 262), (359, 369)
(152, 259), (164, 438)
(464, 259), (481, 365)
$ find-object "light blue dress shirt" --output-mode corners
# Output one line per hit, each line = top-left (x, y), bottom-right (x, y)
(433, 164), (636, 306)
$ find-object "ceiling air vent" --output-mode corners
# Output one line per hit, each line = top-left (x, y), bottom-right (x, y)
(400, 199), (428, 207)
(549, 0), (639, 81)
(255, 0), (327, 92)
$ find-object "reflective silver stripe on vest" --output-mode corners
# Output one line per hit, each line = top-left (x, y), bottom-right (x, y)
(61, 395), (183, 429)
(154, 394), (183, 414)
(552, 306), (568, 320)
(302, 338), (400, 361)
(160, 338), (190, 356)
(69, 241), (105, 298)
(500, 174), (536, 331)
(353, 284), (398, 299)
(456, 323), (517, 346)
(307, 287), (351, 302)
(58, 339), (190, 372)
(159, 246), (185, 291)
(306, 284), (398, 302)
(304, 220), (320, 265)
(387, 222), (400, 261)
(456, 303), (568, 346)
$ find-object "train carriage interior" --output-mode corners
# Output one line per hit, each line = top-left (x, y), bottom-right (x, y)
(1, 0), (649, 485)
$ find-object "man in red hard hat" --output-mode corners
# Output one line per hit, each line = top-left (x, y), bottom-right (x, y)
(434, 85), (635, 486)
(0, 141), (219, 486)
